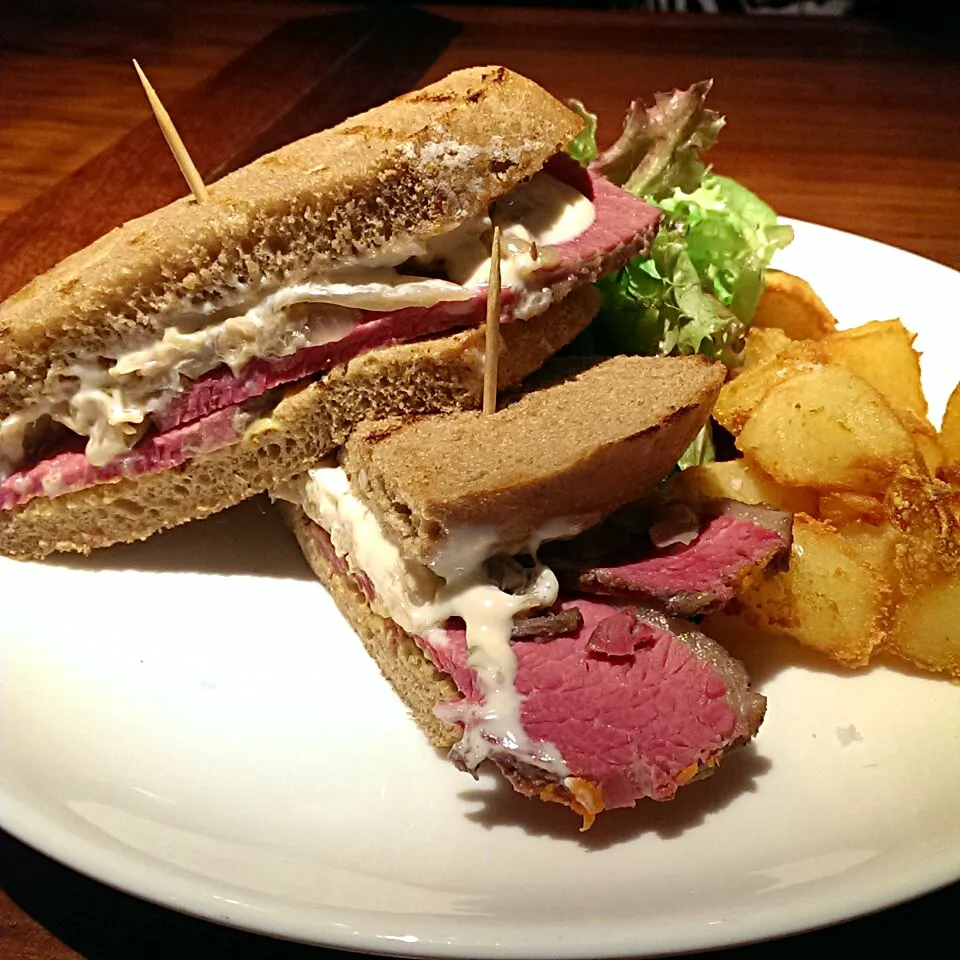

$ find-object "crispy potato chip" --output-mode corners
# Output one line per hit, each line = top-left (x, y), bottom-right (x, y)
(726, 305), (959, 678)
(735, 514), (887, 667)
(885, 468), (960, 596)
(713, 357), (814, 437)
(742, 327), (794, 369)
(913, 433), (944, 477)
(738, 365), (922, 491)
(822, 319), (928, 419)
(940, 463), (960, 489)
(880, 469), (960, 676)
(940, 381), (960, 468)
(831, 519), (901, 586)
(752, 269), (837, 340)
(671, 459), (819, 515)
(896, 411), (944, 477)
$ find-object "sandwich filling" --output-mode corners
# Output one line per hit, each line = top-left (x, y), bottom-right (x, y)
(282, 466), (788, 822)
(0, 159), (660, 494)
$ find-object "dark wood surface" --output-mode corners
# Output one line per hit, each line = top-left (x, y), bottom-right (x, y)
(1, 3), (957, 957)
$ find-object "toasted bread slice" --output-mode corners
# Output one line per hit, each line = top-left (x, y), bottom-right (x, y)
(341, 354), (725, 571)
(0, 66), (580, 415)
(0, 286), (598, 560)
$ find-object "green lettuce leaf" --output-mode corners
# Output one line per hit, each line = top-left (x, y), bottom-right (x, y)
(677, 424), (715, 471)
(568, 85), (793, 379)
(659, 173), (794, 323)
(565, 99), (598, 166)
(592, 80), (724, 201)
(590, 225), (746, 363)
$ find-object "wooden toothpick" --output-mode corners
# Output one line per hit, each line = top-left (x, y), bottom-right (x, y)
(483, 226), (503, 416)
(133, 59), (209, 203)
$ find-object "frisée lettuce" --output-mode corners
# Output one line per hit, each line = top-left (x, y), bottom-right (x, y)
(568, 81), (793, 365)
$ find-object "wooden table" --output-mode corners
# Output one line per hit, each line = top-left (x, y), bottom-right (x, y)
(1, 3), (957, 957)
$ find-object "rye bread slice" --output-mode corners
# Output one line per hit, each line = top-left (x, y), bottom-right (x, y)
(341, 354), (725, 571)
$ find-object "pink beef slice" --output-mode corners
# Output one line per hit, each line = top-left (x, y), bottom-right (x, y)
(0, 404), (246, 511)
(151, 294), (491, 433)
(427, 598), (765, 811)
(152, 163), (660, 434)
(548, 501), (793, 617)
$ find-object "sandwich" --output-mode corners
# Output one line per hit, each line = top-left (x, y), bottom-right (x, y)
(0, 66), (661, 560)
(275, 356), (791, 827)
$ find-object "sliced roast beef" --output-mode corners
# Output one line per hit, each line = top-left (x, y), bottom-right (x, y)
(150, 295), (488, 434)
(586, 607), (666, 655)
(295, 496), (768, 827)
(428, 597), (765, 816)
(546, 499), (792, 617)
(0, 404), (249, 511)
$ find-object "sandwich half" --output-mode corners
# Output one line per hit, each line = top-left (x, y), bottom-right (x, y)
(0, 66), (660, 559)
(277, 356), (790, 827)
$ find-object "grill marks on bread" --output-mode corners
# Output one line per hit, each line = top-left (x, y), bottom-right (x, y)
(0, 66), (581, 418)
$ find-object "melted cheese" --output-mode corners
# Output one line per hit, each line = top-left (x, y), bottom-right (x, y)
(0, 172), (595, 480)
(284, 466), (570, 778)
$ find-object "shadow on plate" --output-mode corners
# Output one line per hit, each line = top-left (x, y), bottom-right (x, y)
(46, 495), (315, 581)
(0, 827), (341, 959)
(459, 744), (772, 849)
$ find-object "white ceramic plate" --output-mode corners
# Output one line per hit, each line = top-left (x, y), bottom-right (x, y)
(1, 221), (959, 958)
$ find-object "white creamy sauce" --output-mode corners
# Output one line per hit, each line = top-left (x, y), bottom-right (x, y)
(0, 172), (594, 480)
(420, 171), (595, 292)
(280, 467), (440, 632)
(284, 465), (570, 778)
(427, 514), (595, 583)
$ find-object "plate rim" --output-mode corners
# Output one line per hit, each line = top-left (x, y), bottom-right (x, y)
(1, 219), (959, 958)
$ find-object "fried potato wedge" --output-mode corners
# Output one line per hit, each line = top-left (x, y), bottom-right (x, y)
(752, 269), (838, 340)
(822, 319), (928, 419)
(831, 519), (901, 585)
(880, 469), (960, 677)
(940, 381), (960, 469)
(888, 579), (960, 678)
(895, 410), (944, 477)
(885, 468), (960, 594)
(735, 514), (887, 667)
(742, 327), (794, 369)
(671, 459), (819, 515)
(738, 365), (922, 491)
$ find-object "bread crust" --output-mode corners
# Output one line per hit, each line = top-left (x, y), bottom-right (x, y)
(342, 354), (726, 569)
(283, 502), (460, 749)
(0, 66), (580, 417)
(0, 285), (598, 559)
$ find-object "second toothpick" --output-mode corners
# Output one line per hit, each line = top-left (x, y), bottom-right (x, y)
(483, 226), (503, 416)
